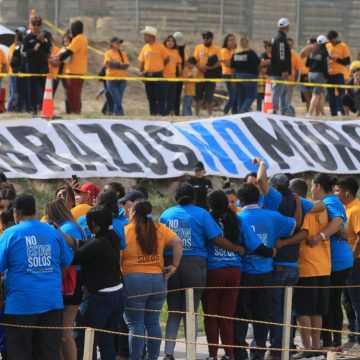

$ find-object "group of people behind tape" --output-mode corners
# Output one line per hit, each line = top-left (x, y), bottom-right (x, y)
(2, 15), (360, 117)
(0, 158), (360, 360)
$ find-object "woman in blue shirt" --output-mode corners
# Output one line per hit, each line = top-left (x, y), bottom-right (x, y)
(45, 198), (86, 360)
(160, 184), (244, 360)
(310, 173), (353, 349)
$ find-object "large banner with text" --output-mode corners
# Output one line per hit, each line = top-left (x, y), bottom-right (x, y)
(0, 113), (359, 179)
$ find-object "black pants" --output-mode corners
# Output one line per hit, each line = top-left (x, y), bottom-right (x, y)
(25, 62), (47, 114)
(174, 81), (183, 115)
(165, 82), (177, 115)
(342, 287), (356, 342)
(322, 267), (352, 347)
(234, 272), (273, 359)
(144, 72), (166, 116)
(4, 309), (63, 360)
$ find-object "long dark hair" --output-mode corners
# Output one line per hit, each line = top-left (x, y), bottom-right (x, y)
(313, 173), (337, 194)
(164, 35), (178, 49)
(98, 190), (119, 218)
(86, 206), (120, 255)
(207, 189), (240, 245)
(133, 200), (158, 255)
(222, 33), (235, 49)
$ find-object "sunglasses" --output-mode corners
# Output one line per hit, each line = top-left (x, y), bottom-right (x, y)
(32, 22), (41, 26)
(202, 36), (211, 39)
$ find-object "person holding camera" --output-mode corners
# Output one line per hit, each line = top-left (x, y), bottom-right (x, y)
(22, 16), (52, 115)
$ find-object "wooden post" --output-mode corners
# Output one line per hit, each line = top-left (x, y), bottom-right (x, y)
(83, 328), (95, 360)
(185, 288), (196, 360)
(326, 352), (337, 360)
(281, 287), (293, 360)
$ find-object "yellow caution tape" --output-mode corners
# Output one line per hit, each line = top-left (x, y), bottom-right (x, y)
(2, 72), (360, 89)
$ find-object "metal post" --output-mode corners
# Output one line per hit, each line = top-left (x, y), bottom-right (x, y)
(83, 328), (95, 360)
(295, 0), (301, 47)
(219, 0), (224, 36)
(185, 288), (196, 360)
(54, 0), (59, 27)
(281, 287), (293, 360)
(135, 0), (140, 32)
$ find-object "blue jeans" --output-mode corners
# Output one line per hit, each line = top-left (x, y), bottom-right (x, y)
(182, 95), (193, 116)
(124, 273), (167, 360)
(328, 73), (345, 116)
(106, 80), (127, 116)
(223, 75), (237, 114)
(347, 259), (360, 344)
(74, 288), (125, 360)
(7, 76), (17, 112)
(271, 75), (289, 114)
(234, 73), (258, 113)
(270, 266), (299, 355)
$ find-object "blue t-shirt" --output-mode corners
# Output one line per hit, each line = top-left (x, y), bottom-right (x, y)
(78, 215), (126, 250)
(263, 187), (313, 215)
(207, 215), (262, 270)
(239, 206), (296, 274)
(323, 195), (353, 272)
(160, 204), (222, 258)
(60, 220), (85, 241)
(0, 219), (73, 315)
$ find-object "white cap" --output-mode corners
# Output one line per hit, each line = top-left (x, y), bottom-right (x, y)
(316, 35), (328, 44)
(278, 18), (290, 28)
(173, 31), (184, 46)
(140, 26), (157, 37)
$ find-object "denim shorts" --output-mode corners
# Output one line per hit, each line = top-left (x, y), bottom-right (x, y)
(308, 71), (327, 95)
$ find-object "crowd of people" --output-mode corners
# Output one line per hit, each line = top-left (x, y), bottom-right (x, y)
(1, 16), (360, 117)
(0, 161), (359, 360)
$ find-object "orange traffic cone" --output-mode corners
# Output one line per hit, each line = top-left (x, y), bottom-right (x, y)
(263, 80), (273, 114)
(41, 74), (55, 119)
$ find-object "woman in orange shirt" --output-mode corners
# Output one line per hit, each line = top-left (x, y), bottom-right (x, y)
(122, 200), (182, 360)
(220, 34), (237, 114)
(104, 37), (130, 116)
(163, 35), (182, 115)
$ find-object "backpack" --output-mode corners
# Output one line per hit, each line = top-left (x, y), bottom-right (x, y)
(10, 45), (23, 73)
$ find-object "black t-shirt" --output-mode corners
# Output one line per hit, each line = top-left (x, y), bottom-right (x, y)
(231, 50), (260, 75)
(306, 50), (329, 77)
(188, 176), (212, 209)
(72, 236), (121, 293)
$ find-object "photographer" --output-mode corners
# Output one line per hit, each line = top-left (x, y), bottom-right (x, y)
(22, 16), (52, 115)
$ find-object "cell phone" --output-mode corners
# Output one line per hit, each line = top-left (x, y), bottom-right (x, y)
(72, 174), (78, 183)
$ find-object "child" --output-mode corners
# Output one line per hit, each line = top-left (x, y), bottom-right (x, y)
(256, 64), (268, 111)
(182, 57), (197, 116)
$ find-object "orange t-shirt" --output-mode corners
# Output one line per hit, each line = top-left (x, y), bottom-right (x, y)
(66, 33), (88, 75)
(104, 49), (130, 78)
(300, 57), (309, 76)
(163, 48), (182, 78)
(193, 43), (221, 78)
(121, 222), (176, 275)
(0, 48), (7, 72)
(345, 198), (360, 258)
(7, 43), (16, 75)
(48, 45), (61, 77)
(138, 42), (169, 73)
(326, 41), (350, 77)
(298, 210), (331, 277)
(289, 51), (302, 81)
(183, 66), (196, 96)
(220, 48), (235, 76)
(71, 204), (91, 220)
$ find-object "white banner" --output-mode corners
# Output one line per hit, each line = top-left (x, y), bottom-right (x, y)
(0, 112), (360, 179)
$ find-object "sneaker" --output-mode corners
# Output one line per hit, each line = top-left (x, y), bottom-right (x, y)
(309, 351), (325, 360)
(342, 341), (355, 350)
(292, 352), (308, 360)
(346, 343), (360, 354)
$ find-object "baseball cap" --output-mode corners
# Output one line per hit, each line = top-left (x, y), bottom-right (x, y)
(202, 31), (214, 38)
(110, 36), (124, 43)
(73, 183), (100, 198)
(317, 35), (328, 45)
(173, 31), (184, 46)
(269, 173), (290, 191)
(9, 194), (36, 214)
(118, 190), (146, 204)
(194, 161), (205, 171)
(278, 18), (290, 28)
